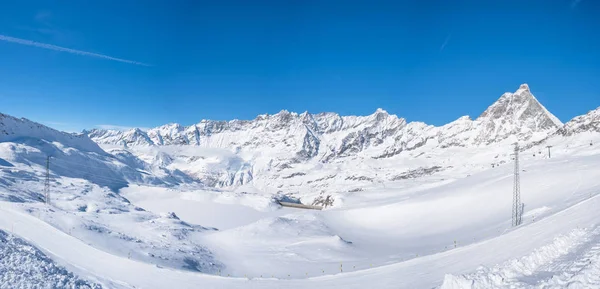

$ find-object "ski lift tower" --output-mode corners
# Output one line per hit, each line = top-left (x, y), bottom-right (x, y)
(44, 156), (51, 205)
(546, 145), (552, 158)
(512, 143), (522, 227)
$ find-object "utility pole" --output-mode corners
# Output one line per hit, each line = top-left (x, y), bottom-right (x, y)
(44, 156), (51, 205)
(512, 143), (522, 227)
(546, 145), (552, 158)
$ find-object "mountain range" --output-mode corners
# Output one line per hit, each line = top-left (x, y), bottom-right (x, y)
(2, 84), (599, 199)
(81, 84), (597, 192)
(87, 84), (565, 153)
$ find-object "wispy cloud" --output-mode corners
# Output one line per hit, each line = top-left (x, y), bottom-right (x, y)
(439, 34), (452, 52)
(21, 10), (72, 43)
(571, 0), (584, 9)
(0, 34), (150, 66)
(34, 10), (53, 23)
(96, 124), (149, 131)
(29, 10), (62, 38)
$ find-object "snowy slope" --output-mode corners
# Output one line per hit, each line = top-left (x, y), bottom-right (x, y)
(0, 113), (192, 196)
(0, 113), (104, 154)
(0, 229), (107, 289)
(2, 169), (600, 288)
(440, 226), (600, 288)
(0, 113), (222, 275)
(557, 106), (600, 136)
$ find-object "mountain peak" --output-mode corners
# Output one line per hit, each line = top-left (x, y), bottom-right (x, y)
(478, 84), (561, 126)
(468, 84), (563, 144)
(374, 108), (388, 114)
(518, 83), (530, 93)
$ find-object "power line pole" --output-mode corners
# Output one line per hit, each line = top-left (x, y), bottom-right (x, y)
(44, 156), (51, 205)
(512, 143), (522, 227)
(546, 145), (552, 158)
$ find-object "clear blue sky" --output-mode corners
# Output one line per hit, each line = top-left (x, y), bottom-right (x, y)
(0, 0), (598, 132)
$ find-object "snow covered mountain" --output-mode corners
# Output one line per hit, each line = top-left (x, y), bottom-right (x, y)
(0, 113), (191, 199)
(85, 84), (565, 192)
(1, 113), (104, 154)
(471, 84), (562, 143)
(557, 106), (600, 136)
(88, 84), (562, 153)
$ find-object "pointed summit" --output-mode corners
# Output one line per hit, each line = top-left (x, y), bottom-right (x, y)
(517, 83), (530, 93)
(477, 84), (562, 128)
(471, 84), (562, 144)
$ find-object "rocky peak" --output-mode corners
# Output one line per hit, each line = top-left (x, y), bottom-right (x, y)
(477, 84), (562, 128)
(471, 84), (562, 145)
(517, 83), (530, 93)
(557, 107), (600, 136)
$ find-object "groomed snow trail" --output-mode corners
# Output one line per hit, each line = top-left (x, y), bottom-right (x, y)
(440, 226), (600, 288)
(538, 237), (600, 288)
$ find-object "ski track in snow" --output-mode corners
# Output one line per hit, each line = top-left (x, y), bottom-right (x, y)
(440, 226), (600, 288)
(540, 241), (600, 288)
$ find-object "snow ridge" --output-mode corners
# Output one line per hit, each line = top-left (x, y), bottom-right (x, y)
(81, 84), (573, 191)
(88, 84), (563, 160)
(0, 113), (105, 154)
(557, 106), (600, 136)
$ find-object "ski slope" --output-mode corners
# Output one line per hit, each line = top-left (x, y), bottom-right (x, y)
(441, 226), (600, 288)
(110, 146), (600, 280)
(1, 174), (600, 288)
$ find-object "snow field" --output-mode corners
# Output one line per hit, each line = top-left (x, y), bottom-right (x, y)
(2, 179), (600, 289)
(109, 144), (600, 282)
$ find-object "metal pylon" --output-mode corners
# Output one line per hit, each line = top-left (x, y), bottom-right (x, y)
(512, 143), (521, 226)
(44, 156), (51, 205)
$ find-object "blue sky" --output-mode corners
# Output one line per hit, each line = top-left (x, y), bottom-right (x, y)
(0, 0), (598, 132)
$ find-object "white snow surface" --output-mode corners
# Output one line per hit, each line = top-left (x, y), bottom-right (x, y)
(0, 229), (109, 289)
(1, 84), (600, 288)
(440, 226), (600, 288)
